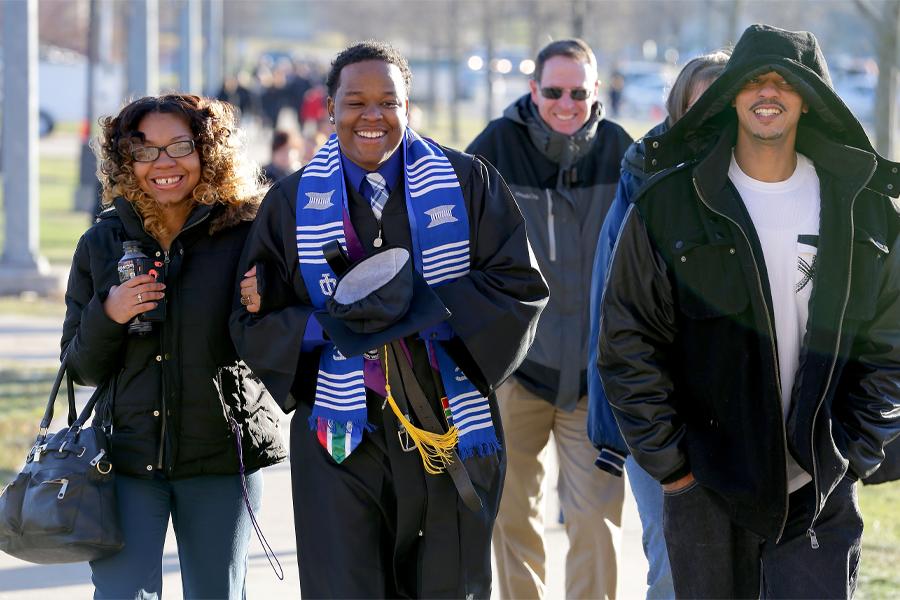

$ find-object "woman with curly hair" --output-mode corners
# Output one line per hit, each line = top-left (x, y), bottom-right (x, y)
(60, 94), (286, 599)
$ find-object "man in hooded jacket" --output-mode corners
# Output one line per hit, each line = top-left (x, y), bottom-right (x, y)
(467, 39), (632, 599)
(598, 24), (900, 598)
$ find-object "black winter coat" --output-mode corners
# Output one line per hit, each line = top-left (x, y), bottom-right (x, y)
(599, 23), (900, 543)
(62, 197), (287, 479)
(467, 95), (632, 407)
(599, 124), (900, 540)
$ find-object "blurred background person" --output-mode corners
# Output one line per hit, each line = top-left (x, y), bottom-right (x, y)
(587, 49), (731, 600)
(262, 129), (303, 184)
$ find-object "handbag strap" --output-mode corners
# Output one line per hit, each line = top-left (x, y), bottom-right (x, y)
(37, 357), (100, 443)
(228, 417), (284, 581)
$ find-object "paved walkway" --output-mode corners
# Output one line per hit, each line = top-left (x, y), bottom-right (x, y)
(0, 316), (649, 599)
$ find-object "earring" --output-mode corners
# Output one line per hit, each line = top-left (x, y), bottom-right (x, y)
(329, 115), (335, 124)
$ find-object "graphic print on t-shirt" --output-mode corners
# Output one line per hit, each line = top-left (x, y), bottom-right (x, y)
(796, 234), (819, 295)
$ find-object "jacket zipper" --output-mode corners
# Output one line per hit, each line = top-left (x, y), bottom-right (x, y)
(155, 212), (211, 473)
(805, 160), (876, 549)
(545, 189), (557, 262)
(156, 248), (170, 471)
(692, 177), (791, 543)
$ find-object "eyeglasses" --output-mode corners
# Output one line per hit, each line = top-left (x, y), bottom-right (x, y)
(131, 140), (196, 163)
(539, 87), (591, 101)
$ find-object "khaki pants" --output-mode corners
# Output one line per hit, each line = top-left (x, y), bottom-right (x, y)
(493, 377), (624, 599)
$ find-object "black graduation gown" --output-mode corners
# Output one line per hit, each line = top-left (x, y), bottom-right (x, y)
(230, 145), (548, 598)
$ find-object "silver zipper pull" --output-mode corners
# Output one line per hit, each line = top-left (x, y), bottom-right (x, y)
(89, 449), (107, 466)
(808, 528), (819, 549)
(57, 478), (69, 500)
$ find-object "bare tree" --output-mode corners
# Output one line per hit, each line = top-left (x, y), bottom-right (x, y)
(856, 0), (899, 157)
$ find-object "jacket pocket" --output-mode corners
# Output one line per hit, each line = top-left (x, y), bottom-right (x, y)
(671, 238), (749, 319)
(845, 231), (889, 321)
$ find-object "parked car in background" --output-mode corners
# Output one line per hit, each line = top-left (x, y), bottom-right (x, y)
(830, 56), (878, 128)
(617, 61), (676, 121)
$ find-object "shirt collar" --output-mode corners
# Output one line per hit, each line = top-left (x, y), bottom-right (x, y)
(340, 146), (403, 194)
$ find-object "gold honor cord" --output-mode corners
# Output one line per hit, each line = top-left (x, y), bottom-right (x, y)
(382, 345), (458, 474)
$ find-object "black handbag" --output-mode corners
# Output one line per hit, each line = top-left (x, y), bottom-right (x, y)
(0, 360), (123, 563)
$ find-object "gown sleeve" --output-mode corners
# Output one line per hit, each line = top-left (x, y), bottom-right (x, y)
(229, 174), (319, 412)
(435, 155), (549, 395)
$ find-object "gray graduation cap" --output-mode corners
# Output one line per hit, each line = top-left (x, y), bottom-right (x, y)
(315, 247), (451, 357)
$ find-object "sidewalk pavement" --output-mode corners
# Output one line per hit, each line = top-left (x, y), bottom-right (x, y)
(0, 315), (649, 599)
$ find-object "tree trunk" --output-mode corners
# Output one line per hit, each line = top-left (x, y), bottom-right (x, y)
(873, 0), (899, 157)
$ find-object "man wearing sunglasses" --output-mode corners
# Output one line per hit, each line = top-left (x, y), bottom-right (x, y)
(467, 39), (632, 600)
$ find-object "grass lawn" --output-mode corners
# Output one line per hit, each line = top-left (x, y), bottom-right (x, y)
(0, 367), (61, 484)
(0, 152), (89, 269)
(858, 480), (900, 598)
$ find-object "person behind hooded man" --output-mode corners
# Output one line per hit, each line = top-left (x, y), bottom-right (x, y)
(229, 41), (549, 598)
(466, 38), (632, 600)
(586, 49), (729, 599)
(598, 24), (900, 598)
(61, 94), (287, 599)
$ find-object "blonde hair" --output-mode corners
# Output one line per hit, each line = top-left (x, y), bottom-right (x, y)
(666, 50), (732, 123)
(96, 93), (264, 240)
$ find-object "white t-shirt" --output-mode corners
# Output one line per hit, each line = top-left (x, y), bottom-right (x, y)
(729, 152), (819, 493)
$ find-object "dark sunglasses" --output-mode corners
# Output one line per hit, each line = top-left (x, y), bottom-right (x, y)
(539, 87), (591, 101)
(131, 140), (196, 163)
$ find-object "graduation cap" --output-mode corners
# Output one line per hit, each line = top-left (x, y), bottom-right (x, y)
(314, 245), (450, 357)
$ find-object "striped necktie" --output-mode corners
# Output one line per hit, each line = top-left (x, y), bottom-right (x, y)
(365, 172), (389, 221)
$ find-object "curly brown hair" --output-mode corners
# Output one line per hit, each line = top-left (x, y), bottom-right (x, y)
(96, 93), (264, 240)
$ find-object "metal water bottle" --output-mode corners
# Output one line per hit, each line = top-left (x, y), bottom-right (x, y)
(118, 241), (153, 335)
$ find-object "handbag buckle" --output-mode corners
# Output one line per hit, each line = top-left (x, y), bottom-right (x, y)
(32, 443), (48, 462)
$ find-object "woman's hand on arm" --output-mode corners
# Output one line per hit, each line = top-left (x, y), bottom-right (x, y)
(102, 274), (166, 324)
(240, 265), (261, 314)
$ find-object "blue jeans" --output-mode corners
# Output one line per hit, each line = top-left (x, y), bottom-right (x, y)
(91, 471), (263, 600)
(626, 455), (674, 599)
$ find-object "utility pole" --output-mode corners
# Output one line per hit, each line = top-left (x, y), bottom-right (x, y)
(127, 0), (160, 98)
(204, 0), (225, 97)
(179, 0), (202, 93)
(75, 0), (100, 215)
(484, 0), (496, 123)
(448, 0), (461, 145)
(0, 0), (58, 295)
(571, 0), (587, 39)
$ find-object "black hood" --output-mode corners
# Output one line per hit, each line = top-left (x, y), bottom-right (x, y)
(644, 23), (900, 197)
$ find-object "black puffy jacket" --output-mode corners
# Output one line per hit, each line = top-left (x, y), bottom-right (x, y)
(61, 197), (286, 479)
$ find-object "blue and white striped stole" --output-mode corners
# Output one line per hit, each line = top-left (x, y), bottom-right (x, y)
(295, 131), (500, 463)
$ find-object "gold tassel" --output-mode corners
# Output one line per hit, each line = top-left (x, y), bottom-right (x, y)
(383, 345), (458, 474)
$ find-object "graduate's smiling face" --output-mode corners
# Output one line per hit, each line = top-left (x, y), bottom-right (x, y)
(328, 60), (409, 171)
